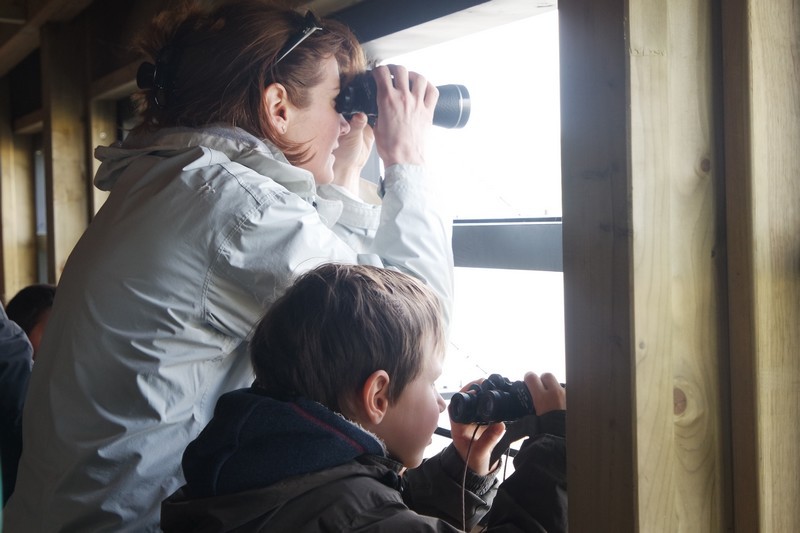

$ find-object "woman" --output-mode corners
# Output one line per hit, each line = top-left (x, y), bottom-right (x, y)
(5, 2), (453, 531)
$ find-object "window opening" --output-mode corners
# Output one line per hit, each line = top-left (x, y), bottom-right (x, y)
(33, 136), (47, 283)
(376, 11), (565, 461)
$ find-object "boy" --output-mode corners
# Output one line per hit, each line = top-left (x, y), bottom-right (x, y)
(161, 264), (566, 531)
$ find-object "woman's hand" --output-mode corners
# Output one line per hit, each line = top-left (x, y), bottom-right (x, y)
(371, 64), (438, 167)
(449, 380), (506, 476)
(332, 112), (375, 195)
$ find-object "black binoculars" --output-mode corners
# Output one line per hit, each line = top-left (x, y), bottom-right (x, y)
(448, 374), (535, 424)
(336, 71), (471, 129)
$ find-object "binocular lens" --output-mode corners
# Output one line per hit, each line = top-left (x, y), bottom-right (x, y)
(448, 392), (476, 424)
(432, 84), (470, 129)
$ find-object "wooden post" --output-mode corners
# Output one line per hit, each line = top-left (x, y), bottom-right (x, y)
(0, 78), (37, 301)
(560, 0), (638, 530)
(562, 0), (733, 530)
(40, 20), (90, 282)
(723, 1), (800, 531)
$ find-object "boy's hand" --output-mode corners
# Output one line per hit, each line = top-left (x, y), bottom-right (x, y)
(449, 380), (505, 476)
(524, 372), (566, 415)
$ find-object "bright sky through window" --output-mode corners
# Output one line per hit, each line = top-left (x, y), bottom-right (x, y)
(384, 10), (566, 461)
(383, 10), (561, 220)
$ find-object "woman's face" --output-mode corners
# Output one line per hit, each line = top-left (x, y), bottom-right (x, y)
(284, 55), (351, 185)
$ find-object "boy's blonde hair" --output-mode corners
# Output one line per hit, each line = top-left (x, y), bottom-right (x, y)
(250, 263), (445, 414)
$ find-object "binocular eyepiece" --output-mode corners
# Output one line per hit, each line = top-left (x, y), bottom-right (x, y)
(336, 71), (471, 129)
(448, 374), (535, 424)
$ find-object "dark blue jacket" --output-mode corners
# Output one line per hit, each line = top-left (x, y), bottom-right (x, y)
(0, 304), (33, 504)
(161, 387), (566, 532)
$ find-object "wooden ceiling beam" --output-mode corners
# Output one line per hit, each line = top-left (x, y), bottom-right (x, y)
(0, 0), (95, 78)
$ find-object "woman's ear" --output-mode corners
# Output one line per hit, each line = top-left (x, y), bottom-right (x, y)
(358, 370), (391, 425)
(263, 82), (290, 134)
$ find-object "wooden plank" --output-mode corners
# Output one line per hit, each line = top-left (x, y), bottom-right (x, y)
(630, 0), (729, 531)
(90, 61), (138, 101)
(0, 0), (96, 77)
(40, 20), (89, 282)
(13, 109), (43, 135)
(628, 1), (676, 530)
(723, 1), (800, 531)
(559, 0), (638, 531)
(0, 78), (37, 301)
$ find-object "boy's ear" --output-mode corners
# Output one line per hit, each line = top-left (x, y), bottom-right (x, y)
(359, 370), (391, 425)
(263, 83), (290, 134)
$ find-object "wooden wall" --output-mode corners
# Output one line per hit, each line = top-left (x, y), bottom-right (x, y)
(562, 0), (799, 530)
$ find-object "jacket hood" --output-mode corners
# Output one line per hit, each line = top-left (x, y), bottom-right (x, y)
(94, 124), (346, 226)
(180, 387), (386, 500)
(94, 125), (314, 198)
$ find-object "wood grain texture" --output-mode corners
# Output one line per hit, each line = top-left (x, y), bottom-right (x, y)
(560, 0), (638, 530)
(747, 1), (800, 531)
(630, 0), (728, 531)
(0, 79), (37, 301)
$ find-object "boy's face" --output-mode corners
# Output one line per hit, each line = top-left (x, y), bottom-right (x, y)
(376, 340), (446, 468)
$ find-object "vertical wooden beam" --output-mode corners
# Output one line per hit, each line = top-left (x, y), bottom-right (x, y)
(723, 0), (800, 531)
(560, 0), (638, 531)
(40, 20), (89, 282)
(629, 0), (730, 531)
(0, 77), (36, 301)
(627, 2), (676, 529)
(563, 0), (735, 530)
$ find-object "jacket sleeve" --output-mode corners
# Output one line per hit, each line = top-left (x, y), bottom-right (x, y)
(402, 443), (499, 531)
(368, 164), (454, 325)
(484, 411), (568, 532)
(205, 163), (454, 339)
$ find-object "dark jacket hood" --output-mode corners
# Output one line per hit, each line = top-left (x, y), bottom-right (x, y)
(180, 387), (386, 499)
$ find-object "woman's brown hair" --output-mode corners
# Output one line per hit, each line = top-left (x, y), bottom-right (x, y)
(132, 0), (365, 165)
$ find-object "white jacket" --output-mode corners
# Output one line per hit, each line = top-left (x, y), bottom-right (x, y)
(316, 180), (382, 252)
(6, 126), (453, 532)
